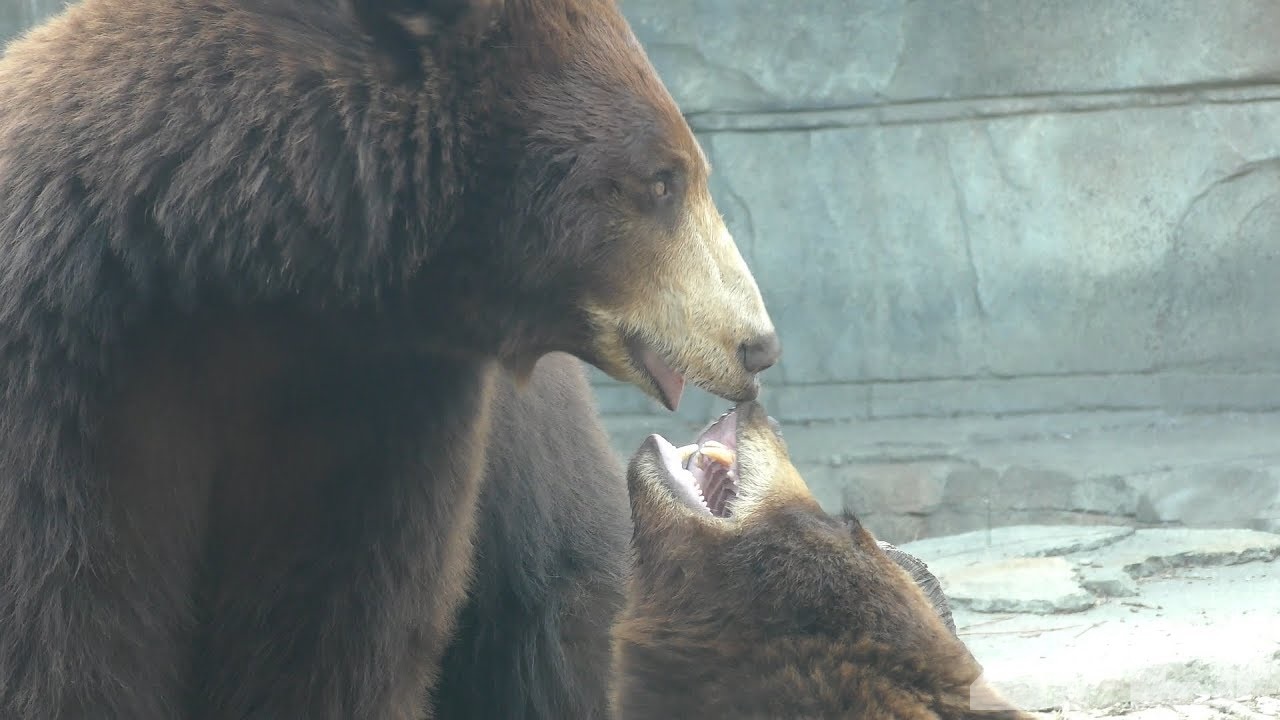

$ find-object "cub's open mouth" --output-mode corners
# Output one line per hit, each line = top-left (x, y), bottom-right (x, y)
(652, 407), (741, 518)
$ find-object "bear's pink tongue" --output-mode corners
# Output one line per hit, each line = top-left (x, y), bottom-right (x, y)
(638, 345), (685, 411)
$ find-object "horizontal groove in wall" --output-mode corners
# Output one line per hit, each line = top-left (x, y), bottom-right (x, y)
(684, 82), (1280, 132)
(590, 369), (1280, 389)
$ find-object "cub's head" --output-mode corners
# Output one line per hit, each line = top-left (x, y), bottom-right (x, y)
(356, 0), (778, 408)
(613, 402), (1031, 719)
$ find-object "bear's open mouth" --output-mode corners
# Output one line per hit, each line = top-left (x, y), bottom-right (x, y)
(654, 407), (740, 518)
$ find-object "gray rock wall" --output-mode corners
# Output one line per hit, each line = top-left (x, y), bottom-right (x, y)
(608, 0), (1280, 540)
(5, 1), (1279, 539)
(602, 0), (1280, 424)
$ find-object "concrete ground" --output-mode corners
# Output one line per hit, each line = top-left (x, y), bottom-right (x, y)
(896, 526), (1280, 715)
(1038, 695), (1279, 720)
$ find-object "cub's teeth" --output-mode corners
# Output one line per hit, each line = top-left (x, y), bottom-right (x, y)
(697, 440), (736, 468)
(676, 444), (700, 463)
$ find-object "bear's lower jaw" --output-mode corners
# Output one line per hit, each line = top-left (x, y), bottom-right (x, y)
(623, 334), (686, 411)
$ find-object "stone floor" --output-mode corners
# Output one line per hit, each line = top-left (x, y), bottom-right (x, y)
(896, 526), (1280, 714)
(1037, 695), (1279, 719)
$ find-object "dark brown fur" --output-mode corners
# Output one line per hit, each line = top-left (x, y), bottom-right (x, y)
(0, 0), (775, 717)
(432, 353), (631, 720)
(613, 402), (1034, 720)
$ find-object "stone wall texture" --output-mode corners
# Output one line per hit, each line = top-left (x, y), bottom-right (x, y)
(6, 1), (1280, 540)
(605, 0), (1280, 420)
(602, 1), (1280, 540)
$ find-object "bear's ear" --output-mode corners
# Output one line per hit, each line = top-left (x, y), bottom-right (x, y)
(349, 0), (503, 37)
(349, 0), (504, 72)
(382, 0), (503, 24)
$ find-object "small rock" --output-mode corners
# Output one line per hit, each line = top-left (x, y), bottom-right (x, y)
(899, 525), (1136, 573)
(1094, 528), (1280, 579)
(943, 556), (1097, 614)
(1255, 697), (1280, 715)
(1207, 698), (1271, 720)
(1078, 566), (1140, 598)
(1123, 709), (1183, 720)
(1172, 705), (1222, 720)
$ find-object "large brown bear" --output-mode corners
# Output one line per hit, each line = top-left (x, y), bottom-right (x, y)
(0, 0), (780, 717)
(613, 402), (1032, 720)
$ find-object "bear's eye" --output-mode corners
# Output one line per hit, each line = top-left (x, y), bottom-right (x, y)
(637, 170), (680, 212)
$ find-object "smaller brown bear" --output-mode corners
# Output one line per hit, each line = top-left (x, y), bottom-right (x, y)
(612, 402), (1034, 720)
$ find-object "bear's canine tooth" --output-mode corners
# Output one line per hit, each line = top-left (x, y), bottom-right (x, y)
(696, 440), (735, 468)
(676, 443), (700, 463)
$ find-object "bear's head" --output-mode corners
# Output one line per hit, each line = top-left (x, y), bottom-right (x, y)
(358, 0), (779, 409)
(614, 402), (1032, 718)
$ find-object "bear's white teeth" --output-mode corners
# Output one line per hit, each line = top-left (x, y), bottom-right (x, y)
(676, 467), (712, 514)
(676, 441), (735, 516)
(693, 440), (735, 469)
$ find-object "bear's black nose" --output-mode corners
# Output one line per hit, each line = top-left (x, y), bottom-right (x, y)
(739, 332), (781, 374)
